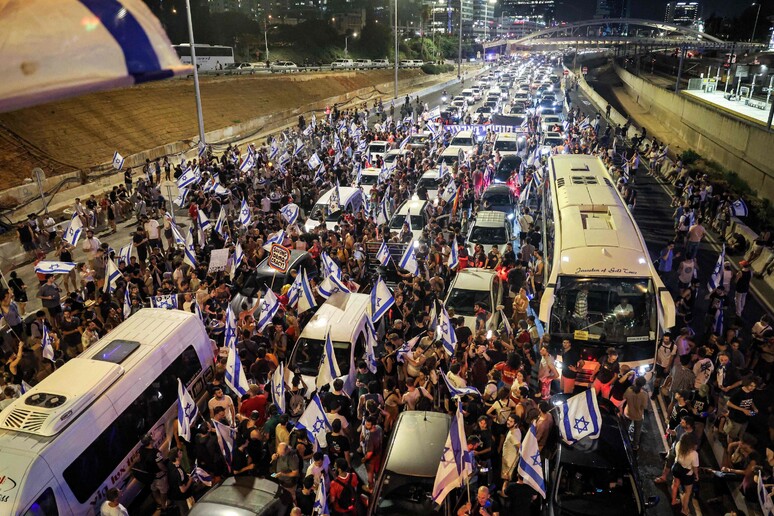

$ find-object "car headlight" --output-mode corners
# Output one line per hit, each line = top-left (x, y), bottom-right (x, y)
(507, 213), (515, 220)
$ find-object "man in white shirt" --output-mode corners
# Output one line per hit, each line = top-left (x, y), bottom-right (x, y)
(208, 387), (235, 425)
(144, 216), (162, 251)
(100, 488), (129, 516)
(81, 229), (102, 268)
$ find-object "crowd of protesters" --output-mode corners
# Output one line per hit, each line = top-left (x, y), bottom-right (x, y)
(2, 65), (772, 516)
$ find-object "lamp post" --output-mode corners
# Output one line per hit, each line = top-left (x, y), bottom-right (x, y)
(484, 0), (496, 40)
(752, 2), (762, 42)
(345, 32), (357, 57)
(264, 15), (271, 63)
(394, 0), (399, 99)
(458, 0), (463, 79)
(184, 0), (206, 148)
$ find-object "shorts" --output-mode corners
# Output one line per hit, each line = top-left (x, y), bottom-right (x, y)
(22, 241), (37, 252)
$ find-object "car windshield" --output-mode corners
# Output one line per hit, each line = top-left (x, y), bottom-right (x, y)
(375, 472), (441, 515)
(417, 177), (440, 190)
(369, 144), (387, 153)
(451, 137), (474, 146)
(476, 107), (491, 114)
(359, 174), (379, 185)
(469, 226), (508, 245)
(409, 135), (429, 145)
(309, 204), (342, 222)
(483, 192), (512, 206)
(446, 288), (490, 316)
(550, 276), (656, 344)
(544, 138), (563, 146)
(291, 337), (350, 376)
(390, 214), (425, 230)
(556, 465), (639, 515)
(494, 139), (522, 152)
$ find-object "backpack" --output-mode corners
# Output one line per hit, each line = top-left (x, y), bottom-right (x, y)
(415, 388), (432, 411)
(334, 475), (357, 510)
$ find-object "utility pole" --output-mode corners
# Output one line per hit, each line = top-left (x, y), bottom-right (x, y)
(394, 0), (399, 99)
(457, 0), (463, 80)
(185, 0), (206, 148)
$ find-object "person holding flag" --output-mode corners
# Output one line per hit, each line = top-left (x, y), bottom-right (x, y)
(433, 402), (474, 506)
(516, 423), (546, 501)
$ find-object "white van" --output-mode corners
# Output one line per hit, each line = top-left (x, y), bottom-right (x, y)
(415, 170), (444, 200)
(465, 210), (515, 256)
(356, 167), (382, 195)
(437, 145), (468, 167)
(388, 199), (429, 241)
(0, 309), (214, 515)
(445, 268), (503, 335)
(493, 132), (527, 157)
(304, 186), (364, 232)
(289, 292), (371, 395)
(367, 140), (389, 161)
(331, 58), (354, 69)
(449, 130), (478, 151)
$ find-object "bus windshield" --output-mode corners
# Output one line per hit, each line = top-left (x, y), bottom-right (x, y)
(549, 276), (655, 344)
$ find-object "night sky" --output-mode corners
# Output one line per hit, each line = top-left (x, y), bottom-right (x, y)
(559, 0), (749, 21)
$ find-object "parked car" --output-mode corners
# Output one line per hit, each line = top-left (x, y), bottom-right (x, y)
(231, 250), (318, 313)
(189, 477), (293, 516)
(270, 61), (298, 72)
(354, 59), (373, 68)
(331, 58), (355, 69)
(372, 58), (390, 68)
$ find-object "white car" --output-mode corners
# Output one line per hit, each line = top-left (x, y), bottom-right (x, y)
(444, 268), (503, 335)
(356, 167), (381, 195)
(271, 61), (298, 72)
(372, 59), (390, 68)
(331, 58), (354, 69)
(354, 59), (372, 69)
(451, 98), (468, 114)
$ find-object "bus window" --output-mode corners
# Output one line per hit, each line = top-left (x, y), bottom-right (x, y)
(23, 488), (58, 516)
(62, 346), (201, 502)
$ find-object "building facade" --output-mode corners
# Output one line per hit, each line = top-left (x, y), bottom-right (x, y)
(499, 0), (555, 25)
(664, 1), (700, 26)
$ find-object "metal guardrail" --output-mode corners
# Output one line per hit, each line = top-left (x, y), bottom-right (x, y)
(194, 62), (445, 76)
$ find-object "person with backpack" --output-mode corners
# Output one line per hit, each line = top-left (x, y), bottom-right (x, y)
(401, 377), (433, 411)
(330, 458), (362, 516)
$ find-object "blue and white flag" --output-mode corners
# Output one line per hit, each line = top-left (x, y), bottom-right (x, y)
(731, 198), (749, 217)
(441, 177), (457, 204)
(177, 165), (199, 189)
(214, 207), (228, 239)
(256, 289), (280, 332)
(713, 307), (724, 336)
(293, 138), (305, 157)
(376, 194), (390, 225)
(303, 123), (313, 137)
(320, 252), (342, 279)
(399, 243), (419, 276)
(224, 307), (249, 396)
(376, 240), (391, 267)
(370, 276), (395, 323)
(41, 324), (55, 362)
(279, 151), (292, 169)
(297, 393), (331, 448)
(118, 242), (133, 265)
(190, 462), (212, 488)
(313, 479), (330, 516)
(238, 199), (251, 227)
(578, 116), (591, 130)
(239, 151), (255, 173)
(271, 362), (286, 414)
(170, 219), (186, 246)
(316, 332), (342, 391)
(288, 269), (317, 314)
(212, 419), (237, 470)
(438, 161), (447, 179)
(104, 258), (122, 293)
(280, 203), (300, 225)
(262, 229), (286, 251)
(318, 274), (351, 299)
(440, 369), (481, 399)
(173, 187), (189, 208)
(269, 140), (279, 159)
(557, 388), (602, 444)
(396, 335), (419, 364)
(364, 315), (379, 374)
(438, 306), (457, 356)
(151, 294), (178, 309)
(707, 244), (725, 291)
(399, 134), (410, 149)
(177, 378), (199, 442)
(500, 309), (513, 337)
(34, 261), (77, 274)
(197, 210), (211, 232)
(457, 148), (466, 166)
(307, 152), (322, 170)
(112, 151), (125, 170)
(517, 424), (546, 498)
(123, 288), (132, 319)
(448, 238), (459, 270)
(184, 229), (198, 268)
(432, 402), (473, 504)
(62, 212), (83, 247)
(228, 241), (243, 281)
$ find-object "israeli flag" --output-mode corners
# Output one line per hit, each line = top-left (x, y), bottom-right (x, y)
(262, 230), (286, 251)
(239, 152), (255, 173)
(177, 378), (199, 442)
(171, 219), (186, 246)
(279, 151), (292, 169)
(105, 258), (122, 294)
(441, 177), (457, 203)
(500, 309), (513, 337)
(448, 238), (459, 270)
(190, 462), (212, 488)
(439, 306), (457, 356)
(440, 369), (481, 399)
(197, 210), (211, 232)
(517, 424), (546, 498)
(212, 419), (236, 470)
(293, 138), (305, 157)
(396, 335), (419, 364)
(151, 294), (178, 309)
(371, 276), (395, 323)
(303, 123), (313, 137)
(318, 274), (351, 300)
(238, 199), (251, 227)
(173, 187), (189, 208)
(313, 479), (330, 516)
(457, 148), (466, 166)
(269, 140), (279, 159)
(707, 245), (725, 291)
(177, 165), (199, 189)
(214, 207), (228, 239)
(376, 241), (391, 267)
(314, 162), (326, 184)
(376, 195), (389, 225)
(288, 269), (317, 314)
(320, 252), (342, 279)
(271, 362), (286, 414)
(364, 315), (379, 374)
(280, 203), (300, 225)
(731, 198), (749, 217)
(316, 332), (342, 391)
(184, 229), (198, 268)
(256, 289), (280, 332)
(194, 300), (205, 324)
(713, 307), (724, 336)
(41, 324), (55, 362)
(297, 393), (332, 448)
(62, 212), (83, 247)
(399, 243), (419, 276)
(229, 241), (243, 280)
(198, 141), (207, 158)
(112, 151), (125, 170)
(307, 152), (322, 170)
(334, 134), (343, 153)
(399, 135), (410, 149)
(123, 289), (132, 319)
(579, 116), (591, 130)
(432, 402), (473, 504)
(557, 388), (602, 444)
(34, 261), (77, 274)
(437, 161), (447, 179)
(224, 307), (249, 396)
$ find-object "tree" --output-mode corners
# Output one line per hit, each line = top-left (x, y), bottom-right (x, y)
(357, 21), (391, 59)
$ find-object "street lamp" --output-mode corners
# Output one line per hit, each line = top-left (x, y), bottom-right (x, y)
(752, 2), (762, 42)
(184, 0), (206, 148)
(345, 32), (357, 57)
(484, 0), (496, 40)
(264, 15), (272, 63)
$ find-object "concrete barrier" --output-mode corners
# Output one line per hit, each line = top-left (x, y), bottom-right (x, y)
(612, 63), (774, 200)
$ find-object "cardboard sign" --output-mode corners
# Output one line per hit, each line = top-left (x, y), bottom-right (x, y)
(268, 244), (291, 273)
(208, 248), (230, 273)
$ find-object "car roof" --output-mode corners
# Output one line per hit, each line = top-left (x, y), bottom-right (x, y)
(256, 250), (310, 275)
(483, 185), (513, 196)
(450, 268), (497, 291)
(395, 199), (428, 215)
(472, 210), (506, 226)
(191, 477), (281, 515)
(384, 411), (451, 477)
